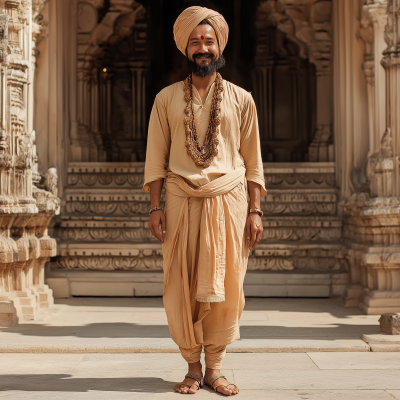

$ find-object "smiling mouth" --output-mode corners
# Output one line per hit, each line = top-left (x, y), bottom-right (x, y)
(194, 53), (212, 59)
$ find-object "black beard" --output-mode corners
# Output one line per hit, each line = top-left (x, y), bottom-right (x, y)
(186, 53), (226, 77)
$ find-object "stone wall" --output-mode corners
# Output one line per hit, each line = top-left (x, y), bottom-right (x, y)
(27, 0), (400, 318)
(334, 0), (400, 314)
(0, 0), (59, 327)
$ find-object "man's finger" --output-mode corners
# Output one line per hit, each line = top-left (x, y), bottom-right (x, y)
(255, 230), (263, 247)
(153, 222), (164, 243)
(246, 218), (251, 242)
(149, 221), (163, 243)
(249, 223), (257, 250)
(161, 214), (166, 234)
(149, 223), (155, 237)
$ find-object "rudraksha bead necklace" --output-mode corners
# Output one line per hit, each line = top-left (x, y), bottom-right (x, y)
(183, 73), (223, 168)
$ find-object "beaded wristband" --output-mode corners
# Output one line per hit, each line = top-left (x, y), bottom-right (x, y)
(249, 208), (263, 217)
(149, 206), (162, 215)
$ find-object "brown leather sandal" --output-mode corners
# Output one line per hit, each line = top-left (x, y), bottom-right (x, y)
(177, 372), (203, 393)
(206, 373), (238, 395)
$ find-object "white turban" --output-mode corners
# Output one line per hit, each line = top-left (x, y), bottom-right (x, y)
(173, 6), (229, 56)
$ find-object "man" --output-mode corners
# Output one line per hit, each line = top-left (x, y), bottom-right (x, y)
(143, 6), (266, 396)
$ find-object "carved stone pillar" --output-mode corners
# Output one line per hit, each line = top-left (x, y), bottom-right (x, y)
(382, 0), (400, 167)
(360, 1), (388, 156)
(130, 64), (147, 161)
(306, 1), (334, 162)
(308, 70), (332, 162)
(342, 0), (400, 314)
(0, 0), (59, 326)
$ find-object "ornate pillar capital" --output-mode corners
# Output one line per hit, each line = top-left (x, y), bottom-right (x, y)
(363, 0), (388, 25)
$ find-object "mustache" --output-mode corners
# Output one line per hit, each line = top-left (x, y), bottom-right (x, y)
(193, 53), (213, 59)
(186, 54), (226, 78)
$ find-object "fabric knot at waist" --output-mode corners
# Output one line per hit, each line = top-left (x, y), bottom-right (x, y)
(164, 166), (246, 303)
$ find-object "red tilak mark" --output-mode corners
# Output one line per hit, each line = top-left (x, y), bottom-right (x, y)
(201, 35), (204, 40)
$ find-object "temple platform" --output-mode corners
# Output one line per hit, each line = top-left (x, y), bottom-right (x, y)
(0, 297), (391, 353)
(1, 298), (400, 400)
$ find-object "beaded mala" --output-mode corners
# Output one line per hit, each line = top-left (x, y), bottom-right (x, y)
(183, 73), (223, 168)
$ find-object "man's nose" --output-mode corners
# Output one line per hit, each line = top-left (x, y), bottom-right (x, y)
(199, 42), (208, 52)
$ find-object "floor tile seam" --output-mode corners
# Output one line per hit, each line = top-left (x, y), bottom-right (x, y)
(385, 390), (399, 399)
(305, 352), (322, 370)
(7, 368), (396, 373)
(2, 368), (400, 373)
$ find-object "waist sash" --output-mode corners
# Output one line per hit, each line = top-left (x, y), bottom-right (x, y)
(164, 166), (246, 302)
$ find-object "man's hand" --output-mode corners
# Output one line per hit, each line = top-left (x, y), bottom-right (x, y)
(246, 213), (263, 250)
(149, 210), (166, 243)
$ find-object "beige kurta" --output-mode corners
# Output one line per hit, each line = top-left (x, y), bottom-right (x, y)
(143, 80), (266, 194)
(143, 79), (266, 367)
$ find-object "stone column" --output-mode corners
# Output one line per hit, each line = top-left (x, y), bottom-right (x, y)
(382, 0), (400, 163)
(342, 0), (400, 314)
(333, 0), (370, 198)
(308, 70), (333, 162)
(0, 0), (59, 327)
(129, 64), (147, 161)
(360, 1), (388, 156)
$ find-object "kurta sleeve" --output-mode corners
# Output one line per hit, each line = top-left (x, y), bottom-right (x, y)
(239, 93), (267, 196)
(143, 93), (171, 192)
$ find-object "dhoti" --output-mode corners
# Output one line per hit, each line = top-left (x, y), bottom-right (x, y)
(162, 167), (249, 369)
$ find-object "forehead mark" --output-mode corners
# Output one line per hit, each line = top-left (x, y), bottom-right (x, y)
(201, 35), (204, 40)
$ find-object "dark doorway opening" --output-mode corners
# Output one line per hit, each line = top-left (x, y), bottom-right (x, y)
(97, 0), (316, 162)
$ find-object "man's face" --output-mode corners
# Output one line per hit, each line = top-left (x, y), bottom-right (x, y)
(187, 24), (219, 66)
(186, 23), (225, 77)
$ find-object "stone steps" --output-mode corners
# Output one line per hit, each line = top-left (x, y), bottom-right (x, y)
(48, 161), (347, 298)
(45, 268), (348, 299)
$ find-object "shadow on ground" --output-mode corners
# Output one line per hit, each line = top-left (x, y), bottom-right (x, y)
(0, 375), (173, 393)
(56, 297), (374, 319)
(0, 322), (378, 339)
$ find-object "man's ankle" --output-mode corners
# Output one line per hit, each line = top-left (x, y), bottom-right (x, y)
(205, 367), (221, 376)
(188, 361), (202, 373)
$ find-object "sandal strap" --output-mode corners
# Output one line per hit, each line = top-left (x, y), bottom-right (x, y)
(214, 383), (238, 394)
(178, 384), (192, 390)
(185, 372), (202, 388)
(208, 373), (226, 388)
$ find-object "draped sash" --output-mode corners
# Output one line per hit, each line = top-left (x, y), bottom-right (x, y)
(163, 166), (246, 303)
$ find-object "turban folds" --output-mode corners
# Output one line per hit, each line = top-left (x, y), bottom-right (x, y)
(173, 6), (229, 56)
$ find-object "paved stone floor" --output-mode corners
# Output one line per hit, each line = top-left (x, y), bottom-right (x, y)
(0, 298), (381, 352)
(0, 298), (399, 399)
(0, 352), (400, 399)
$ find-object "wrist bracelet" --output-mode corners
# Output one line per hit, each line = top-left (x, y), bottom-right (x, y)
(149, 206), (162, 215)
(249, 208), (263, 217)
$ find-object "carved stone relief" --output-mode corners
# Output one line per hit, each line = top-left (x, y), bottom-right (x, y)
(343, 0), (400, 312)
(52, 161), (342, 276)
(0, 0), (59, 327)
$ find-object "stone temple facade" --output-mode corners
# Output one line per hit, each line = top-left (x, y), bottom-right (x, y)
(1, 0), (400, 326)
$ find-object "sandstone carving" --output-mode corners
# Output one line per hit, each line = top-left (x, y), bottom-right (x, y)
(0, 0), (59, 327)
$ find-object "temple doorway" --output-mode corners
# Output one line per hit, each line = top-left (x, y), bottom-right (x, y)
(82, 0), (317, 163)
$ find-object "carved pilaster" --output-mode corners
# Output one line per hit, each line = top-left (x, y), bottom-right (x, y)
(381, 0), (400, 164)
(342, 0), (400, 314)
(0, 1), (59, 326)
(360, 1), (388, 157)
